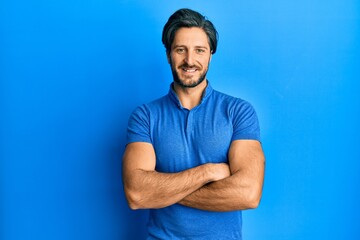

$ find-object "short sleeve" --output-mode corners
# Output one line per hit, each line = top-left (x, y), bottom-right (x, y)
(126, 105), (152, 145)
(231, 100), (261, 142)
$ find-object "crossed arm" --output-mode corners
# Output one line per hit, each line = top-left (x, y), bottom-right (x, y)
(122, 140), (265, 211)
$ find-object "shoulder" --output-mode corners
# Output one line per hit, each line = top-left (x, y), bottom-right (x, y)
(147, 94), (171, 108)
(126, 95), (170, 142)
(131, 94), (170, 116)
(210, 89), (260, 141)
(211, 89), (255, 112)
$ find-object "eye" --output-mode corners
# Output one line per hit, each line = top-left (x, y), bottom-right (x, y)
(175, 48), (185, 54)
(196, 49), (206, 54)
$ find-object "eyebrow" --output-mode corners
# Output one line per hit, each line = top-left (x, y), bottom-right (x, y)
(172, 45), (209, 50)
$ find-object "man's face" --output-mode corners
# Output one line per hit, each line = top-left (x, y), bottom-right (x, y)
(168, 27), (212, 88)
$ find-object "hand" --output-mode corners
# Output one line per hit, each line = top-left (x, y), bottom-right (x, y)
(207, 163), (231, 182)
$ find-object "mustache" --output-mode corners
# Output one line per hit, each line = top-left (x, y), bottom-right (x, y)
(179, 64), (200, 69)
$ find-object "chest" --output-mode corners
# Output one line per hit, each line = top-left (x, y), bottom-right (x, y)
(150, 108), (233, 172)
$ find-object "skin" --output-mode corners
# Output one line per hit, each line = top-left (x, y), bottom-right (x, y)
(168, 27), (212, 110)
(179, 140), (265, 211)
(123, 142), (231, 209)
(122, 27), (265, 211)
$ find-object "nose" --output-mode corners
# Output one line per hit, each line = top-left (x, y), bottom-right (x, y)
(184, 51), (195, 66)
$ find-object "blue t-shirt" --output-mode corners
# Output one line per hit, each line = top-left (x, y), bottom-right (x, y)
(126, 82), (260, 240)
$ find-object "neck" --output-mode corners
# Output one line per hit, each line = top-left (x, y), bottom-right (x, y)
(173, 80), (208, 110)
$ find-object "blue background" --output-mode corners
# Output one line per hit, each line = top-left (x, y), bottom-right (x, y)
(1, 0), (359, 239)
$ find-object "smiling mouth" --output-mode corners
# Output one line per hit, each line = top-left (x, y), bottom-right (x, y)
(181, 66), (198, 73)
(183, 69), (196, 73)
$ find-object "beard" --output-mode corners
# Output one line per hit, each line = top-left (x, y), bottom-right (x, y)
(170, 62), (209, 88)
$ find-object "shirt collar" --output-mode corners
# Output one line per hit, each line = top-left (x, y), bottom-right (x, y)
(168, 81), (214, 109)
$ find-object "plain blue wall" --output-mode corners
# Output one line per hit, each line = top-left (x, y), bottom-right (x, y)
(1, 0), (359, 239)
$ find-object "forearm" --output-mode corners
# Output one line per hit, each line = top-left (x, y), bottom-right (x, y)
(179, 171), (263, 211)
(124, 163), (228, 210)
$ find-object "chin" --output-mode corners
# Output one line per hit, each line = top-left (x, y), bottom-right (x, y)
(175, 77), (205, 88)
(173, 74), (205, 88)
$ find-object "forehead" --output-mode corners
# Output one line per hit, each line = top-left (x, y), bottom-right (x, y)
(172, 27), (210, 48)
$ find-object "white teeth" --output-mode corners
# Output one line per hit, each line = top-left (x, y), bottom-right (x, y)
(183, 69), (196, 73)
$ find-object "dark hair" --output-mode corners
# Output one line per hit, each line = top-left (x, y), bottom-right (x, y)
(162, 8), (218, 55)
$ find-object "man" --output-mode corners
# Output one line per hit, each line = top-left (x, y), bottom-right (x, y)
(123, 8), (265, 239)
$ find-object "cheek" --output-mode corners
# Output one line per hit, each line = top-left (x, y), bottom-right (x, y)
(169, 55), (180, 66)
(200, 59), (210, 69)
